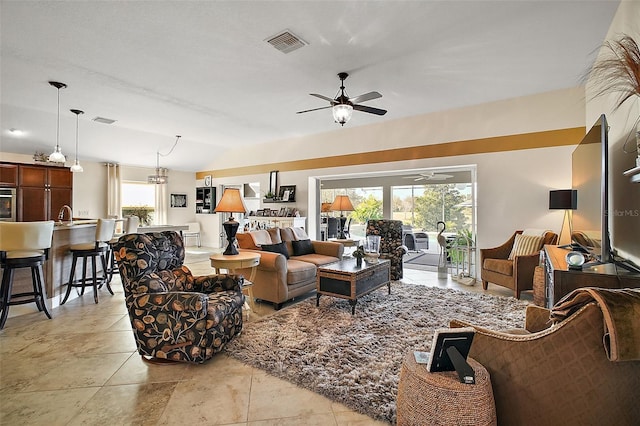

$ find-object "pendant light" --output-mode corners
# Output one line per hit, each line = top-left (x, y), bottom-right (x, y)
(148, 135), (181, 184)
(48, 81), (67, 163)
(69, 109), (84, 173)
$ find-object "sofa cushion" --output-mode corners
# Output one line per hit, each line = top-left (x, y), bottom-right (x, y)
(237, 233), (260, 250)
(261, 241), (290, 259)
(292, 239), (315, 256)
(286, 259), (317, 285)
(267, 227), (282, 244)
(293, 253), (339, 267)
(508, 234), (543, 260)
(483, 258), (514, 276)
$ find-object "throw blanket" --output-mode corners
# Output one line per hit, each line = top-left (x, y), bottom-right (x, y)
(550, 287), (640, 362)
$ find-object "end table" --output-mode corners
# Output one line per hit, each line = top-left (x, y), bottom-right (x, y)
(210, 252), (260, 314)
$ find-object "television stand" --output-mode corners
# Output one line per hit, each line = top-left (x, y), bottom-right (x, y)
(541, 245), (640, 309)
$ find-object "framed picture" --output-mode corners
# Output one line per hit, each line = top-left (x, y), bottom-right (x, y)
(269, 170), (278, 196)
(170, 193), (187, 208)
(270, 209), (278, 217)
(278, 207), (286, 216)
(204, 175), (212, 187)
(279, 185), (296, 202)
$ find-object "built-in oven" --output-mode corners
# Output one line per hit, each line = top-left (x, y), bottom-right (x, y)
(0, 188), (17, 222)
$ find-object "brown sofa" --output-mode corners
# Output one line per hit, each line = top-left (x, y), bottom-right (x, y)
(236, 227), (343, 309)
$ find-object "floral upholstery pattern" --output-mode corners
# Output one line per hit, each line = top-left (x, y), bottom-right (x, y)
(367, 219), (407, 280)
(114, 231), (243, 363)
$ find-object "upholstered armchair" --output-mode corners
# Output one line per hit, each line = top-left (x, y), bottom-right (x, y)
(450, 289), (640, 425)
(114, 231), (244, 363)
(366, 219), (407, 280)
(480, 230), (557, 298)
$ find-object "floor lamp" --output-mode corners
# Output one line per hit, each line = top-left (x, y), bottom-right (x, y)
(214, 188), (247, 255)
(549, 189), (577, 246)
(330, 195), (354, 239)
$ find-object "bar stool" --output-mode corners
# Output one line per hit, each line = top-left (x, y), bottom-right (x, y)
(61, 218), (116, 304)
(106, 216), (139, 283)
(0, 221), (55, 329)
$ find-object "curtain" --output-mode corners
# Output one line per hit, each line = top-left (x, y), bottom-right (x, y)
(106, 163), (121, 218)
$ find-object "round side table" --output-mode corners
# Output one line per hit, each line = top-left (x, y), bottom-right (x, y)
(396, 352), (497, 426)
(210, 252), (260, 315)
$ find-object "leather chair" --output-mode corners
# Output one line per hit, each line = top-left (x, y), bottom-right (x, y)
(366, 219), (407, 280)
(480, 230), (557, 298)
(0, 221), (54, 329)
(114, 231), (244, 363)
(450, 295), (640, 425)
(327, 217), (339, 239)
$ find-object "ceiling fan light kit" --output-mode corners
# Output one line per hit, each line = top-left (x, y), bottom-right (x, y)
(298, 72), (387, 126)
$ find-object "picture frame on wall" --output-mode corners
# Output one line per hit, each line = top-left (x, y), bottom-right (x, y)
(204, 175), (212, 187)
(278, 185), (296, 202)
(170, 193), (187, 208)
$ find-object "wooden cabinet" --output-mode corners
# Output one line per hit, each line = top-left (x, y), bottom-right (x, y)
(541, 245), (640, 308)
(0, 163), (19, 187)
(17, 164), (72, 222)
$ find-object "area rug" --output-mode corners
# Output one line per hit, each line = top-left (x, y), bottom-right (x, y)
(224, 283), (531, 424)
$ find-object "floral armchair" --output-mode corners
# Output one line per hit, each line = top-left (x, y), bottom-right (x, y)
(114, 231), (244, 363)
(366, 219), (408, 280)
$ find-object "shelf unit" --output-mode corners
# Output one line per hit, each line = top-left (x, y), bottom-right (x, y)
(195, 187), (216, 214)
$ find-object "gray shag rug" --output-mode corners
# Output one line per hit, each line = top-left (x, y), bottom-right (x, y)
(224, 283), (530, 424)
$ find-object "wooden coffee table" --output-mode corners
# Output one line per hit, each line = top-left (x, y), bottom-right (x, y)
(316, 258), (391, 314)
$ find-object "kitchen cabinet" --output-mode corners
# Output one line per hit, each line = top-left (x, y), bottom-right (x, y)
(0, 163), (18, 187)
(18, 164), (72, 221)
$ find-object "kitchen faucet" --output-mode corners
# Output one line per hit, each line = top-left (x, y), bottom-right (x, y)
(58, 205), (73, 224)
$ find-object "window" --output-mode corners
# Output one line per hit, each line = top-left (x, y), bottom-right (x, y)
(121, 181), (155, 225)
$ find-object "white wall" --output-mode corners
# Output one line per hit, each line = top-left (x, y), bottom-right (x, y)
(585, 1), (640, 266)
(212, 88), (584, 257)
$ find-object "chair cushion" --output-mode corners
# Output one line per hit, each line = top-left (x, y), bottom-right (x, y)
(261, 241), (290, 259)
(508, 234), (543, 260)
(236, 233), (260, 250)
(292, 239), (315, 256)
(483, 258), (514, 276)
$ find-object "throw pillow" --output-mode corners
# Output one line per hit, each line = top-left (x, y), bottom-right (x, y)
(508, 234), (544, 260)
(292, 239), (315, 256)
(261, 241), (289, 259)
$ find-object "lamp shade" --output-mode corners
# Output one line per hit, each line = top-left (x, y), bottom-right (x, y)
(330, 195), (354, 212)
(214, 188), (247, 214)
(549, 189), (577, 210)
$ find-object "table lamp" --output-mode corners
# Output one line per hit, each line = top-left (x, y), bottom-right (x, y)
(214, 188), (247, 255)
(549, 189), (577, 246)
(330, 195), (354, 239)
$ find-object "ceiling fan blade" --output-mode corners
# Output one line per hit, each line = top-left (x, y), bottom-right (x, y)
(296, 105), (333, 114)
(353, 104), (387, 116)
(414, 177), (425, 181)
(349, 91), (382, 104)
(309, 93), (336, 104)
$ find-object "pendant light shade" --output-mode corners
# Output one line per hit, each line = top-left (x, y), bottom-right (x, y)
(70, 109), (84, 173)
(332, 103), (353, 126)
(48, 81), (67, 163)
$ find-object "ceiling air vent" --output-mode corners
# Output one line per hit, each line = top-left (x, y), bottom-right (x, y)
(266, 30), (307, 54)
(92, 116), (117, 125)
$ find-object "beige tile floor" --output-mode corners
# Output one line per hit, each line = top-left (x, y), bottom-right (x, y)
(0, 248), (526, 425)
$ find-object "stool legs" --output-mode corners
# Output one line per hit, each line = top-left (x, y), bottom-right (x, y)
(0, 259), (51, 330)
(62, 250), (112, 305)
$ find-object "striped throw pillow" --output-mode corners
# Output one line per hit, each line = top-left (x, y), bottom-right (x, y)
(508, 234), (544, 260)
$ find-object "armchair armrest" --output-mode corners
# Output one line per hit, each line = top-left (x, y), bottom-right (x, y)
(311, 240), (344, 258)
(480, 231), (520, 261)
(194, 274), (244, 294)
(514, 252), (541, 291)
(525, 305), (552, 333)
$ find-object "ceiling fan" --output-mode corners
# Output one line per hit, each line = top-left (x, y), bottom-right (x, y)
(403, 172), (454, 182)
(296, 72), (387, 126)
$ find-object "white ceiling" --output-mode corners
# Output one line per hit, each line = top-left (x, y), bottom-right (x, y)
(0, 1), (619, 172)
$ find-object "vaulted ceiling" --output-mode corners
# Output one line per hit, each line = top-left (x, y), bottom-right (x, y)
(0, 1), (619, 172)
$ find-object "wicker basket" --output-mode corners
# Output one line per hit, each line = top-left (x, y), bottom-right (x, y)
(533, 265), (546, 307)
(397, 352), (497, 426)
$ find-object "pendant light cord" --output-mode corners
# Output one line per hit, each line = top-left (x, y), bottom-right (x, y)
(56, 87), (61, 150)
(155, 135), (181, 170)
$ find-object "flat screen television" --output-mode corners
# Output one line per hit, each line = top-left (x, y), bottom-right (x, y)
(571, 114), (611, 263)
